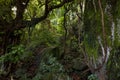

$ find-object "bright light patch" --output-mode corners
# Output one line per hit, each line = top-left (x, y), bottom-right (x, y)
(12, 6), (17, 16)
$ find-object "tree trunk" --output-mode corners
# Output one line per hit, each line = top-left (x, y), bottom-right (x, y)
(95, 66), (106, 80)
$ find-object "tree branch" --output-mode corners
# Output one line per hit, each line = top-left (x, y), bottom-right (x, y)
(94, 0), (107, 71)
(25, 0), (73, 27)
(5, 0), (73, 33)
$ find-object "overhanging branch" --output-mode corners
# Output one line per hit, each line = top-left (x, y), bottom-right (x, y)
(25, 0), (73, 27)
(10, 0), (73, 32)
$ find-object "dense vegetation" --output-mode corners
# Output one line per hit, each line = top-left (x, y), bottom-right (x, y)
(0, 0), (120, 80)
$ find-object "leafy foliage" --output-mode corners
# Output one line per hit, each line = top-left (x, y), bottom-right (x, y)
(88, 74), (98, 80)
(32, 55), (69, 80)
(0, 0), (120, 80)
(0, 44), (25, 63)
